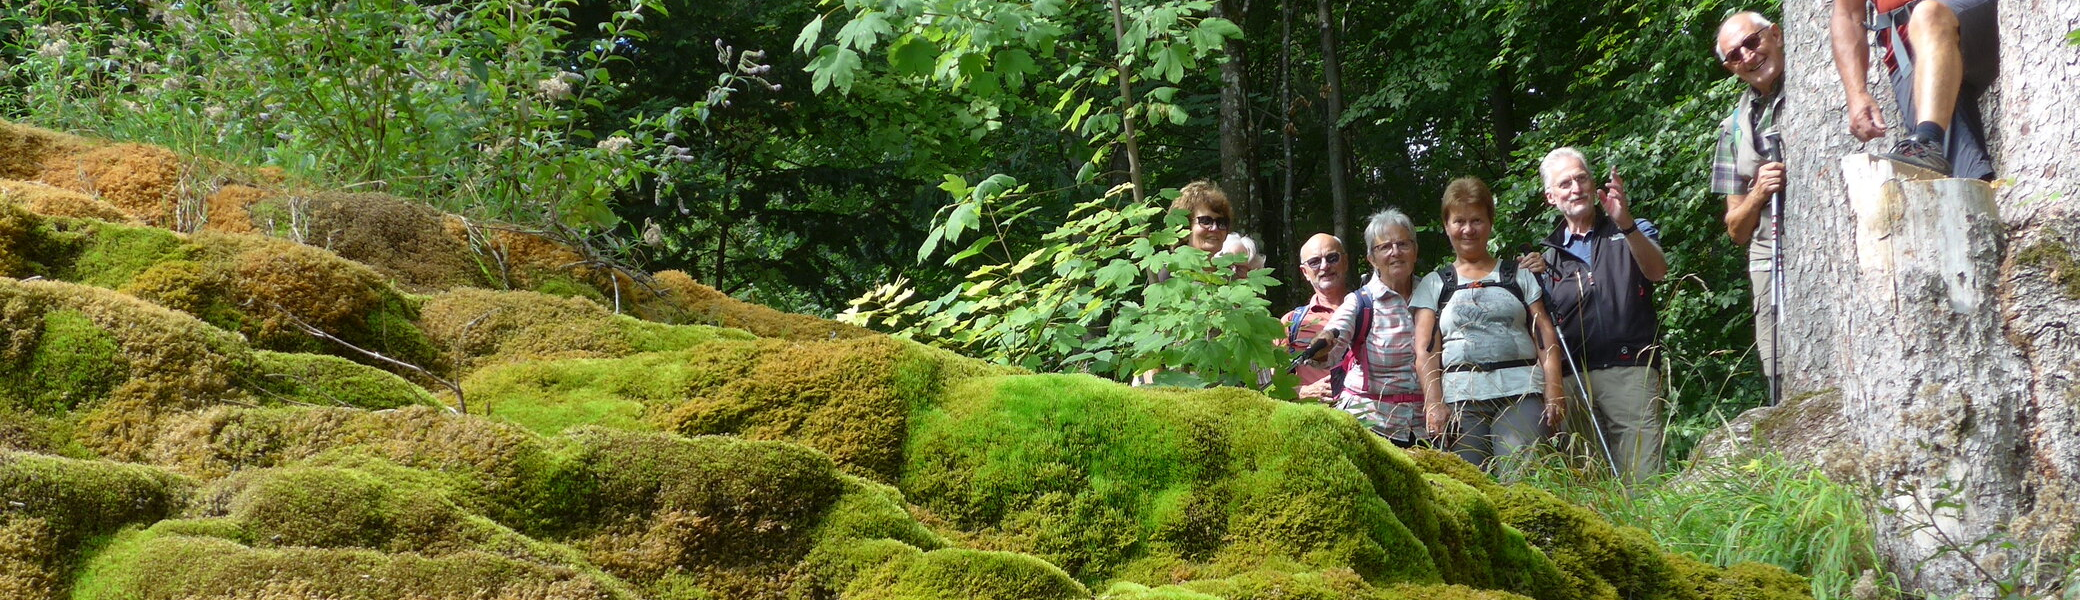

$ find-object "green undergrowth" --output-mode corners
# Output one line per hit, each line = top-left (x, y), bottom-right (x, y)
(1508, 451), (1877, 600)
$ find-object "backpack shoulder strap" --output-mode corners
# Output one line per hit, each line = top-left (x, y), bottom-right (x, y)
(1284, 304), (1309, 347)
(1434, 265), (1460, 310)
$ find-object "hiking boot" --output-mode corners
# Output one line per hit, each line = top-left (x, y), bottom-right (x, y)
(1879, 134), (1952, 177)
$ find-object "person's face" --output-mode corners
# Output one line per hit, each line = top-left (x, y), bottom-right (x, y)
(1189, 208), (1229, 253)
(1443, 207), (1491, 259)
(1543, 157), (1598, 222)
(1298, 239), (1347, 295)
(1718, 21), (1782, 93)
(1368, 226), (1418, 284)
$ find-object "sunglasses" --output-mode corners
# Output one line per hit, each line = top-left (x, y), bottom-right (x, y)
(1194, 215), (1231, 230)
(1303, 252), (1342, 269)
(1721, 25), (1770, 65)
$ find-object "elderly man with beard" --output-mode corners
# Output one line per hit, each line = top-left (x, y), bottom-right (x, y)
(1278, 233), (1352, 401)
(1520, 147), (1669, 483)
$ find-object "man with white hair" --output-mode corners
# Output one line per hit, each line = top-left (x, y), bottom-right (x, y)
(1520, 147), (1669, 482)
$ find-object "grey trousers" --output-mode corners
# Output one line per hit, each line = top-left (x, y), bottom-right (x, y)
(1449, 394), (1547, 474)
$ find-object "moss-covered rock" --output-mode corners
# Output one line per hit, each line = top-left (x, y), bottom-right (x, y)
(422, 287), (748, 373)
(71, 526), (636, 600)
(241, 351), (438, 411)
(649, 269), (875, 341)
(0, 451), (192, 600)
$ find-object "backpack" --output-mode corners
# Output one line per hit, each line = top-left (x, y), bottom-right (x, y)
(1430, 261), (1542, 371)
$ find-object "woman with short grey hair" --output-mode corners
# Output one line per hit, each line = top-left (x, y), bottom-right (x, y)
(1307, 208), (1431, 446)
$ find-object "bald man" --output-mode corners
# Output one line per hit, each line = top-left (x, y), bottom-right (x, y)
(1711, 11), (1788, 391)
(1280, 233), (1351, 400)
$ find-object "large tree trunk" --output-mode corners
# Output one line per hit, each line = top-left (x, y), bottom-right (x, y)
(1277, 0), (1300, 303)
(1316, 0), (1349, 243)
(1745, 2), (2080, 596)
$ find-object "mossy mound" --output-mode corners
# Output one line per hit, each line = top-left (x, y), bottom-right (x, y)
(465, 335), (952, 482)
(650, 269), (875, 341)
(0, 181), (131, 222)
(422, 287), (748, 372)
(0, 451), (193, 599)
(245, 192), (485, 291)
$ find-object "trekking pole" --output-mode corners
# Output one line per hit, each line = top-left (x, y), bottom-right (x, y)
(1522, 244), (1622, 481)
(1763, 132), (1786, 407)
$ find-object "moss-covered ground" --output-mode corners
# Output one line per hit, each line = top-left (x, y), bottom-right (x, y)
(0, 120), (1815, 600)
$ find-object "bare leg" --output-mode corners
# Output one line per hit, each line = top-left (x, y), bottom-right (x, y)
(1907, 1), (1963, 128)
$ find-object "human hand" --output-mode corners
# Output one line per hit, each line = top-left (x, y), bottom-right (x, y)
(1541, 396), (1566, 429)
(1596, 167), (1630, 223)
(1847, 93), (1886, 141)
(1517, 251), (1547, 275)
(1753, 161), (1786, 198)
(1297, 380), (1334, 402)
(1424, 403), (1452, 436)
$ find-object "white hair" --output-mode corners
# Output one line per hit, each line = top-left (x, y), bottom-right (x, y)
(1540, 147), (1591, 190)
(1716, 12), (1775, 62)
(1220, 233), (1266, 271)
(1362, 208), (1414, 249)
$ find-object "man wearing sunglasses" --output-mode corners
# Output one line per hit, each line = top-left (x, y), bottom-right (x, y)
(1830, 0), (1997, 179)
(1711, 11), (1789, 398)
(1279, 233), (1352, 400)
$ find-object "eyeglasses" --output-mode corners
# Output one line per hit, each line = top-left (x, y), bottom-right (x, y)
(1372, 240), (1415, 254)
(1720, 25), (1770, 65)
(1303, 252), (1342, 269)
(1194, 215), (1231, 230)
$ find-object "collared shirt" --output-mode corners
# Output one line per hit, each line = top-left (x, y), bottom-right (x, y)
(1278, 291), (1343, 389)
(1556, 218), (1661, 265)
(1321, 275), (1420, 398)
(1712, 85), (1784, 273)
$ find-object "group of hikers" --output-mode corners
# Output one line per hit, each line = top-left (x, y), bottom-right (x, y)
(1156, 1), (1998, 483)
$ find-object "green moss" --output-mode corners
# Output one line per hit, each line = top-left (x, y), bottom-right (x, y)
(467, 335), (943, 482)
(71, 526), (636, 600)
(844, 548), (1090, 600)
(532, 272), (610, 302)
(49, 219), (188, 289)
(15, 309), (126, 414)
(1665, 554), (1811, 600)
(421, 287), (751, 374)
(2015, 240), (2080, 300)
(904, 374), (1455, 588)
(243, 350), (437, 410)
(0, 451), (191, 594)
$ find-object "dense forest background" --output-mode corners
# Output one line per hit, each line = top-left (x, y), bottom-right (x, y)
(0, 0), (1774, 462)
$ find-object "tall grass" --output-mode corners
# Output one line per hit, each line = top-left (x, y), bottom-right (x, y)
(1511, 450), (1886, 600)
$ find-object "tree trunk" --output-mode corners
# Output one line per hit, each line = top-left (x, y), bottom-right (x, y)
(1746, 3), (2080, 596)
(1108, 0), (1147, 204)
(1315, 0), (1348, 243)
(1279, 0), (1299, 301)
(1216, 0), (1253, 232)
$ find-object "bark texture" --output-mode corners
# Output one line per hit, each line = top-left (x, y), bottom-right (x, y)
(1740, 2), (2080, 596)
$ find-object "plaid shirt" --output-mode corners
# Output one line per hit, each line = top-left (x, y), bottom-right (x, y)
(1322, 276), (1421, 397)
(1710, 86), (1785, 197)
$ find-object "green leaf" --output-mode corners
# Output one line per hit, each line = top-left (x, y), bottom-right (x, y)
(996, 48), (1036, 91)
(793, 15), (825, 54)
(946, 201), (979, 244)
(887, 34), (938, 76)
(1065, 97), (1094, 131)
(972, 174), (1017, 202)
(1193, 17), (1242, 52)
(807, 46), (863, 94)
(917, 224), (945, 264)
(835, 11), (892, 53)
(947, 235), (997, 266)
(939, 174), (970, 197)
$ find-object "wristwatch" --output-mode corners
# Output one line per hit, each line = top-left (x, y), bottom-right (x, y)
(1617, 222), (1639, 235)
